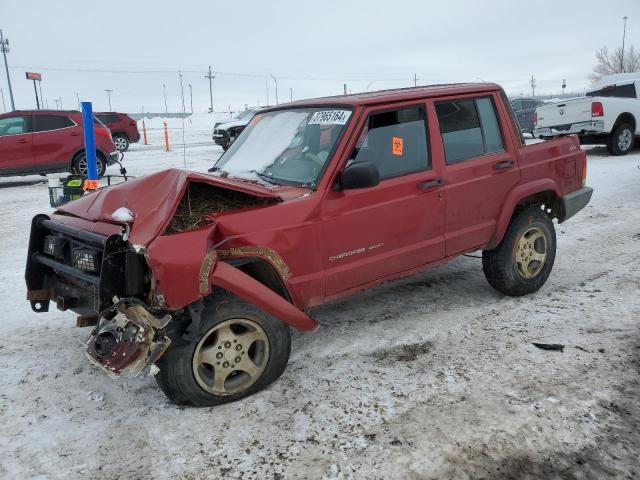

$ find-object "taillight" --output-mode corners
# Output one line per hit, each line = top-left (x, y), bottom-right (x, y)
(591, 102), (604, 117)
(533, 111), (538, 126)
(129, 120), (137, 127)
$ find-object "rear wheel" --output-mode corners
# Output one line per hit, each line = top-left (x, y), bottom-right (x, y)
(113, 135), (130, 152)
(72, 152), (106, 178)
(155, 292), (291, 407)
(482, 207), (556, 296)
(606, 123), (634, 156)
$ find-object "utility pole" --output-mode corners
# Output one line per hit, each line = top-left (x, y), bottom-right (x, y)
(621, 16), (629, 72)
(343, 83), (347, 95)
(162, 84), (168, 113)
(178, 70), (186, 113)
(0, 29), (15, 111)
(205, 65), (215, 113)
(105, 89), (113, 111)
(0, 87), (5, 112)
(413, 73), (418, 87)
(561, 79), (566, 96)
(529, 75), (536, 98)
(76, 92), (80, 110)
(54, 98), (60, 109)
(58, 97), (62, 109)
(188, 84), (193, 113)
(265, 79), (269, 105)
(290, 87), (293, 102)
(269, 74), (278, 105)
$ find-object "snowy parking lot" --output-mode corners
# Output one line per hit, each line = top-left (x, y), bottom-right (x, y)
(0, 119), (639, 479)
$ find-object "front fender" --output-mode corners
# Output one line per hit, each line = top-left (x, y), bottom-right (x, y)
(211, 261), (318, 332)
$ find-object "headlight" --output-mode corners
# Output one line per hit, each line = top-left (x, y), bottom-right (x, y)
(43, 235), (66, 257)
(72, 248), (101, 272)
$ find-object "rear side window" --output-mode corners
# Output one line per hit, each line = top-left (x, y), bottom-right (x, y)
(96, 113), (119, 123)
(348, 106), (429, 180)
(0, 115), (31, 136)
(435, 96), (504, 164)
(511, 100), (523, 111)
(34, 115), (74, 132)
(586, 83), (636, 98)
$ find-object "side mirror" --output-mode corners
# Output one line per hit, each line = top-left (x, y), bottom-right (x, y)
(338, 161), (380, 190)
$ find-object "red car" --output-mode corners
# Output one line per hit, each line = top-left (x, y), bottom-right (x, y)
(0, 110), (120, 177)
(95, 112), (140, 152)
(25, 84), (592, 406)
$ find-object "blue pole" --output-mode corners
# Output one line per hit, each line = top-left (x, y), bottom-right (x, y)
(80, 101), (98, 182)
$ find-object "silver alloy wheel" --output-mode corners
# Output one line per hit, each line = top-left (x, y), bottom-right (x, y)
(114, 136), (128, 151)
(76, 155), (103, 177)
(618, 128), (632, 151)
(514, 226), (548, 279)
(192, 318), (269, 396)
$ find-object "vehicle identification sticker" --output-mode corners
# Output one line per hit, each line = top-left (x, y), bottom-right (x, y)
(309, 110), (351, 125)
(392, 136), (403, 156)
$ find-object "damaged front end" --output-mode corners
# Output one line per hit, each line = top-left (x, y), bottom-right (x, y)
(25, 215), (169, 378)
(86, 301), (171, 378)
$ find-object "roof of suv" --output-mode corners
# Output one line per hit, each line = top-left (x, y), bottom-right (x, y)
(268, 83), (502, 110)
(3, 110), (80, 115)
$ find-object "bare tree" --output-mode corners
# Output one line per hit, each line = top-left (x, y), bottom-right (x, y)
(590, 45), (640, 81)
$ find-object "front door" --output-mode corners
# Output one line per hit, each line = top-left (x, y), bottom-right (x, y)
(0, 115), (34, 175)
(321, 103), (445, 298)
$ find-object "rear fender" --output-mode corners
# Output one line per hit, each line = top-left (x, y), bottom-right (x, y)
(487, 179), (560, 250)
(209, 261), (318, 332)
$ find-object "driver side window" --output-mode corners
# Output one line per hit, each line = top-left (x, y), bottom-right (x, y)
(348, 106), (430, 180)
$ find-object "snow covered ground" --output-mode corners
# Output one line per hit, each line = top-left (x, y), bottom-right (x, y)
(0, 122), (639, 479)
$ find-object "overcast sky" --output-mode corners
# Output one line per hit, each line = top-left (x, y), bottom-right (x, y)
(1, 0), (638, 113)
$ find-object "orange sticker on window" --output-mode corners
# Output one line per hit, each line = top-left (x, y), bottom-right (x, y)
(392, 136), (403, 156)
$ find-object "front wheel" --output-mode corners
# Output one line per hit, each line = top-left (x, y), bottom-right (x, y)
(482, 207), (556, 296)
(113, 135), (130, 152)
(72, 152), (106, 178)
(606, 123), (634, 156)
(155, 292), (291, 407)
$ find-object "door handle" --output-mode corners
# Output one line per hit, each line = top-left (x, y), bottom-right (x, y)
(70, 132), (81, 136)
(494, 160), (514, 170)
(18, 138), (31, 143)
(417, 177), (443, 191)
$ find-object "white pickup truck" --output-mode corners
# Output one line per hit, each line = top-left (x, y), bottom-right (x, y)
(533, 73), (640, 155)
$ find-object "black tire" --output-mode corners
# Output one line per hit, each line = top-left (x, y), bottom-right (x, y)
(113, 135), (130, 152)
(482, 207), (556, 296)
(156, 291), (291, 407)
(606, 123), (635, 156)
(72, 152), (106, 178)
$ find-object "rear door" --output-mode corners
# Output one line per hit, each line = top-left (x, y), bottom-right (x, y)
(0, 114), (35, 175)
(321, 102), (445, 298)
(32, 113), (81, 172)
(431, 93), (521, 255)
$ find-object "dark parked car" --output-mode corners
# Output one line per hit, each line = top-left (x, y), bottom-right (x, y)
(212, 108), (260, 150)
(95, 112), (140, 152)
(0, 110), (120, 177)
(511, 98), (545, 135)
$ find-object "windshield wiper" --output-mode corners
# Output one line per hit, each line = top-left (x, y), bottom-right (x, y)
(250, 170), (278, 185)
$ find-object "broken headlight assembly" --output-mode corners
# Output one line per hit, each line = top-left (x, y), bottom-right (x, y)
(71, 248), (101, 272)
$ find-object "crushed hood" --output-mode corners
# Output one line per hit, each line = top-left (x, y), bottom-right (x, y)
(56, 169), (287, 246)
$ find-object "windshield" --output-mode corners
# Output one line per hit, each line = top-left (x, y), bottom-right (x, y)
(214, 107), (352, 187)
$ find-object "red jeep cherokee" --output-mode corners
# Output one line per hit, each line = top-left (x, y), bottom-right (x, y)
(0, 110), (120, 177)
(95, 112), (141, 152)
(25, 84), (592, 406)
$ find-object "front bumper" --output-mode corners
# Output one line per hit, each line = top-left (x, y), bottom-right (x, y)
(558, 186), (593, 223)
(108, 150), (124, 165)
(25, 215), (146, 316)
(534, 120), (604, 138)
